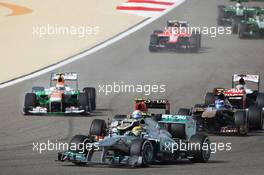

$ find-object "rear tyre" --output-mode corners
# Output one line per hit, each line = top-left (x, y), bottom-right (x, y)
(231, 18), (239, 34)
(83, 87), (96, 111)
(24, 93), (37, 115)
(188, 134), (211, 163)
(205, 92), (215, 106)
(256, 93), (264, 108)
(90, 119), (106, 137)
(130, 139), (154, 167)
(234, 110), (247, 135)
(238, 23), (248, 39)
(248, 105), (263, 130)
(217, 5), (226, 26)
(178, 108), (191, 115)
(78, 93), (90, 114)
(149, 34), (159, 52)
(170, 123), (186, 139)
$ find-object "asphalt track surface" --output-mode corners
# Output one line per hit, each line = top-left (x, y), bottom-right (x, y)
(1, 0), (264, 175)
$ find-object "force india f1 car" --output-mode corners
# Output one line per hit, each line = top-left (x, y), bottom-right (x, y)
(149, 20), (201, 53)
(23, 72), (96, 115)
(58, 113), (211, 167)
(217, 0), (259, 34)
(182, 74), (264, 135)
(238, 8), (264, 38)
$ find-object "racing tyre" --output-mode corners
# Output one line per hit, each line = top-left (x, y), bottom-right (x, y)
(256, 93), (264, 108)
(24, 93), (37, 115)
(83, 87), (96, 110)
(78, 93), (90, 114)
(130, 139), (154, 167)
(217, 5), (226, 26)
(171, 123), (186, 139)
(190, 34), (199, 53)
(205, 92), (215, 106)
(149, 34), (159, 52)
(234, 110), (248, 135)
(231, 18), (239, 34)
(188, 134), (211, 163)
(178, 108), (191, 115)
(238, 23), (248, 39)
(90, 119), (106, 137)
(248, 105), (263, 130)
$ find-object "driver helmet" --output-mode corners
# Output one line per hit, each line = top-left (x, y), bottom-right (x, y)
(218, 93), (226, 101)
(132, 125), (142, 136)
(56, 74), (65, 89)
(215, 99), (225, 109)
(132, 110), (143, 119)
(236, 78), (246, 90)
(236, 3), (242, 9)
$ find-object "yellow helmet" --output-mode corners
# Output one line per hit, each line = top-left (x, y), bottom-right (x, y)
(132, 126), (142, 136)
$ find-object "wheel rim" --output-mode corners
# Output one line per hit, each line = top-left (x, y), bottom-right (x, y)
(142, 141), (153, 164)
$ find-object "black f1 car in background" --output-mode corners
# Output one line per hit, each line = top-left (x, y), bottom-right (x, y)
(23, 72), (96, 115)
(149, 20), (201, 53)
(178, 74), (264, 135)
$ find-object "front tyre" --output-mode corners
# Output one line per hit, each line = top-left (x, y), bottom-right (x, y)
(188, 134), (211, 163)
(130, 139), (154, 167)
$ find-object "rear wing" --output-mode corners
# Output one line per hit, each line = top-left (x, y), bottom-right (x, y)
(232, 74), (260, 91)
(135, 99), (170, 114)
(50, 72), (78, 89)
(50, 72), (78, 81)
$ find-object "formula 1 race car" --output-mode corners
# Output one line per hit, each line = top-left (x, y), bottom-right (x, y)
(183, 74), (264, 135)
(217, 0), (258, 34)
(58, 114), (211, 167)
(149, 20), (201, 53)
(238, 8), (264, 38)
(23, 72), (96, 115)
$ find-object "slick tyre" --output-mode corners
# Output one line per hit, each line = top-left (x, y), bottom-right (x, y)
(130, 139), (154, 167)
(248, 105), (263, 130)
(90, 119), (106, 137)
(83, 87), (96, 111)
(188, 134), (211, 163)
(24, 93), (37, 115)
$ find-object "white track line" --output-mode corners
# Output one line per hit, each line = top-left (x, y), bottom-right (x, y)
(0, 0), (185, 89)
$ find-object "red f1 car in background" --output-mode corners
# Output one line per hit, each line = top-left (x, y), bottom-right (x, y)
(149, 20), (201, 53)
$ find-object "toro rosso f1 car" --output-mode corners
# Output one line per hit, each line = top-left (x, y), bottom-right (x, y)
(23, 72), (96, 115)
(183, 74), (264, 135)
(149, 20), (201, 53)
(58, 113), (211, 167)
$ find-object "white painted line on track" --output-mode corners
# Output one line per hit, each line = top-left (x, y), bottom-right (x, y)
(0, 0), (185, 89)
